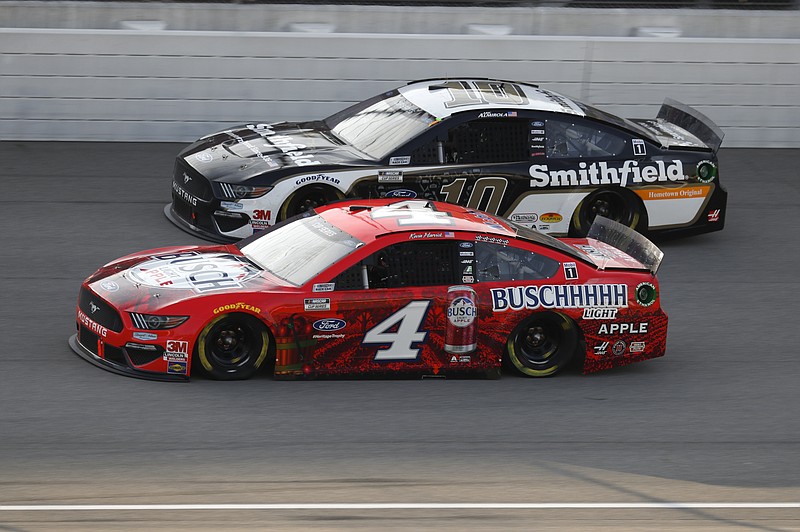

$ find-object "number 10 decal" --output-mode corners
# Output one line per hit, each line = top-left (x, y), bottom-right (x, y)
(440, 177), (508, 215)
(364, 301), (431, 361)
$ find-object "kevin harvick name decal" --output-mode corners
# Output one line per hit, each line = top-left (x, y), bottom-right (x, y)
(491, 284), (627, 311)
(529, 160), (685, 188)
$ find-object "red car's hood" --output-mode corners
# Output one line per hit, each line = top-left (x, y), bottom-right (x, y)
(86, 246), (286, 312)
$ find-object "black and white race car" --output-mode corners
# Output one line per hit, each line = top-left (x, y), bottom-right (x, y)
(166, 78), (726, 243)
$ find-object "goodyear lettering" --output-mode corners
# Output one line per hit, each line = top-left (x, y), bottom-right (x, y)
(213, 302), (262, 315)
(491, 284), (627, 311)
(295, 174), (341, 186)
(529, 160), (685, 188)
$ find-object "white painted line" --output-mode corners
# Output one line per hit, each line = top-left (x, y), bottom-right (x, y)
(1, 502), (798, 511)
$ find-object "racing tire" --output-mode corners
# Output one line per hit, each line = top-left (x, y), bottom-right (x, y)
(278, 185), (345, 221)
(506, 312), (578, 377)
(196, 313), (271, 380)
(569, 188), (647, 237)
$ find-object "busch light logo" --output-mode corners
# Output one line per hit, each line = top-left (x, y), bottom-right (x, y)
(447, 297), (477, 327)
(312, 318), (347, 332)
(385, 189), (417, 198)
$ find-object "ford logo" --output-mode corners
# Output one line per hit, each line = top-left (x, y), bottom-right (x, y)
(312, 318), (346, 332)
(459, 242), (474, 248)
(385, 189), (417, 198)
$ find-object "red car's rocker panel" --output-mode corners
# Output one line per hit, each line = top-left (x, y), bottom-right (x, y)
(72, 200), (668, 381)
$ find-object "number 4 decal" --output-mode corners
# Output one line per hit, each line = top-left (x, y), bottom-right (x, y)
(364, 301), (431, 361)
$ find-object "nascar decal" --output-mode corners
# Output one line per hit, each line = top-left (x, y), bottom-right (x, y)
(529, 160), (685, 188)
(491, 284), (627, 311)
(127, 252), (260, 293)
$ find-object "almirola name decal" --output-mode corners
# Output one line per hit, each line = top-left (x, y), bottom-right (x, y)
(491, 284), (627, 311)
(529, 160), (685, 188)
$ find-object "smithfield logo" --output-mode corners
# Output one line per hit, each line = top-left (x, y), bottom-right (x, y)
(312, 318), (346, 332)
(385, 189), (417, 198)
(529, 160), (685, 188)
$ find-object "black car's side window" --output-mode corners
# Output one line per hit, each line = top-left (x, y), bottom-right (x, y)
(474, 241), (559, 282)
(546, 119), (626, 159)
(446, 119), (530, 164)
(333, 241), (459, 290)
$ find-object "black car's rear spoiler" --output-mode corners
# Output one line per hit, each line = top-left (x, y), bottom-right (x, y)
(657, 98), (725, 153)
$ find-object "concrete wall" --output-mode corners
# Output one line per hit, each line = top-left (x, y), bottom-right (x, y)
(2, 27), (799, 146)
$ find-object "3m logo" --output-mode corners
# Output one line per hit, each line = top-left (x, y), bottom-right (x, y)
(253, 210), (271, 221)
(708, 209), (721, 222)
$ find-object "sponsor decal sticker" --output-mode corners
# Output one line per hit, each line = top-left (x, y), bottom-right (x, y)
(478, 111), (517, 118)
(447, 296), (477, 327)
(491, 284), (628, 312)
(529, 160), (685, 188)
(378, 171), (403, 183)
(510, 213), (538, 224)
(167, 361), (188, 374)
(563, 262), (578, 280)
(460, 251), (474, 257)
(389, 156), (411, 166)
(195, 152), (213, 163)
(594, 341), (609, 356)
(304, 298), (331, 311)
(539, 212), (562, 224)
(312, 318), (346, 332)
(100, 281), (119, 292)
(385, 189), (417, 198)
(295, 174), (340, 186)
(313, 283), (335, 292)
(221, 201), (244, 210)
(636, 186), (710, 201)
(582, 308), (619, 320)
(127, 252), (260, 293)
(133, 331), (158, 341)
(708, 209), (721, 222)
(612, 340), (626, 356)
(459, 242), (474, 248)
(462, 275), (475, 283)
(164, 340), (189, 362)
(630, 341), (646, 353)
(598, 322), (649, 335)
(632, 139), (646, 156)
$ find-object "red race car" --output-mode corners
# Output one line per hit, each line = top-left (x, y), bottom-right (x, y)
(70, 199), (667, 381)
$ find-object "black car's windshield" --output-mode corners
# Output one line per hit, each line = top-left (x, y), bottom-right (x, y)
(240, 215), (363, 286)
(325, 90), (437, 160)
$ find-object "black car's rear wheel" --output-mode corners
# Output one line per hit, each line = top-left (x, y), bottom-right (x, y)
(196, 313), (271, 380)
(278, 185), (344, 221)
(506, 312), (578, 377)
(570, 188), (647, 237)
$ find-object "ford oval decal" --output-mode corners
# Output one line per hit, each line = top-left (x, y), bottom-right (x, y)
(312, 318), (347, 331)
(385, 189), (417, 198)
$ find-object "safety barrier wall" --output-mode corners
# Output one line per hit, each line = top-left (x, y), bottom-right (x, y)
(2, 28), (799, 147)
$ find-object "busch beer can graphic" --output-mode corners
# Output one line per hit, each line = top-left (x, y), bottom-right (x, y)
(445, 285), (477, 354)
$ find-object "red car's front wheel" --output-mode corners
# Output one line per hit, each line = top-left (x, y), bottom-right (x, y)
(196, 313), (271, 380)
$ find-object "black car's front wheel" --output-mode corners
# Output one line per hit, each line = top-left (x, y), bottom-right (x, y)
(506, 312), (579, 377)
(570, 188), (647, 237)
(278, 185), (345, 221)
(196, 313), (271, 380)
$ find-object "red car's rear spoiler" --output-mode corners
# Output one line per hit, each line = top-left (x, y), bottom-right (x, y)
(657, 98), (725, 153)
(588, 217), (664, 275)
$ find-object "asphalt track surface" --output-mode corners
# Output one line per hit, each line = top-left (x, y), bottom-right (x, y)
(1, 142), (799, 531)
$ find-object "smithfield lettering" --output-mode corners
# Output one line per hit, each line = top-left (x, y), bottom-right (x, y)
(529, 160), (685, 188)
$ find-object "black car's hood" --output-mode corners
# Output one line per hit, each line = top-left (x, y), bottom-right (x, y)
(181, 121), (373, 183)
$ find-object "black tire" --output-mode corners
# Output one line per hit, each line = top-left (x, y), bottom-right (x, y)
(196, 313), (271, 380)
(278, 185), (344, 221)
(569, 188), (647, 237)
(505, 312), (578, 377)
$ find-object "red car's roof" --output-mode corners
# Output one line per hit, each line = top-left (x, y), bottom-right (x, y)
(315, 199), (517, 243)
